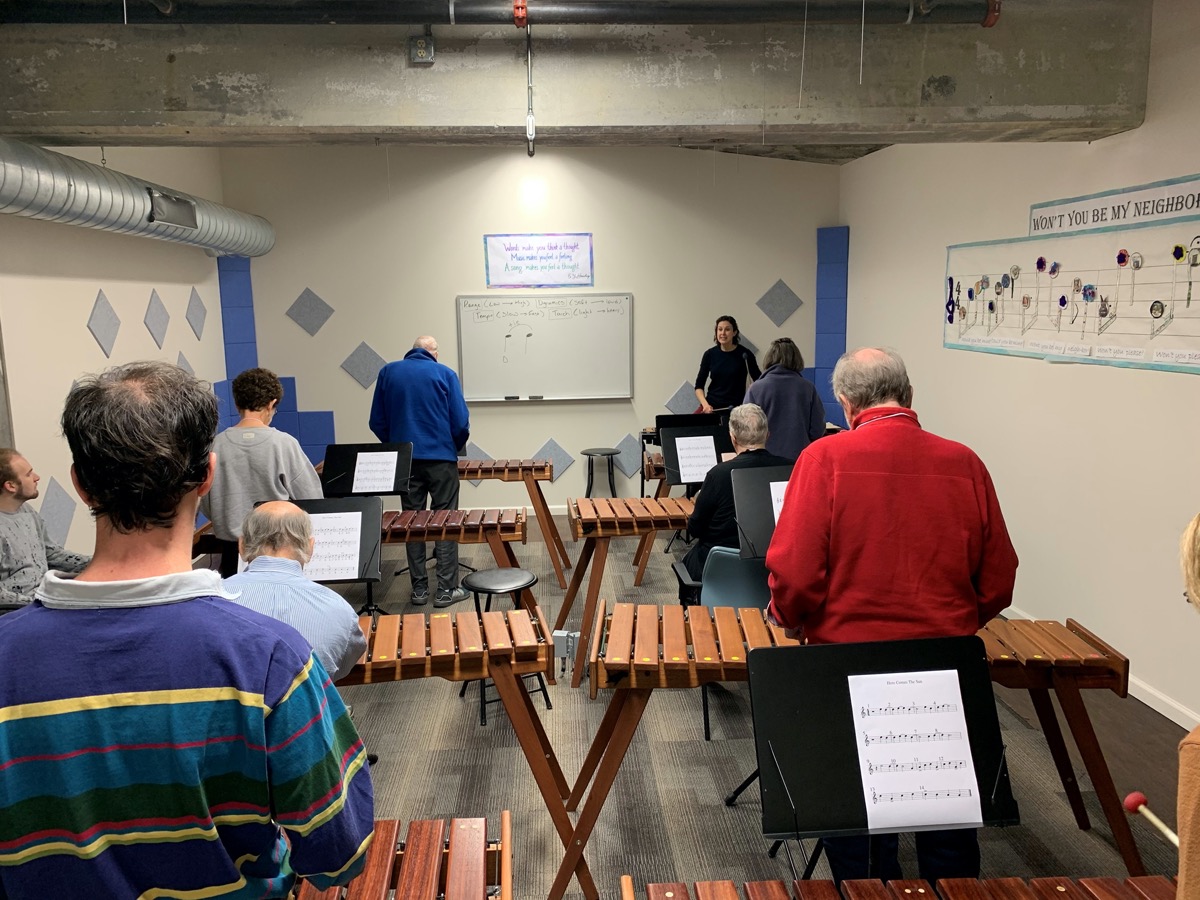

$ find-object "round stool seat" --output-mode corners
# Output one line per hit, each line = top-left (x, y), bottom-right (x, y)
(461, 567), (538, 596)
(581, 448), (621, 498)
(581, 447), (619, 458)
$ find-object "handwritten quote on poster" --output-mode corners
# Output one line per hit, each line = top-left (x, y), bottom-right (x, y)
(484, 233), (594, 288)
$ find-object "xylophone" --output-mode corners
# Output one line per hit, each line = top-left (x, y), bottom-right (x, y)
(381, 507), (535, 613)
(619, 874), (1176, 900)
(978, 617), (1142, 875)
(557, 497), (695, 686)
(458, 458), (572, 588)
(334, 610), (598, 900)
(295, 812), (512, 900)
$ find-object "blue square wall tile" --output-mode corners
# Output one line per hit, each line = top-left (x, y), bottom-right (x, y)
(814, 332), (846, 370)
(815, 263), (848, 302)
(826, 404), (848, 429)
(302, 445), (327, 466)
(217, 256), (251, 273)
(272, 412), (299, 439)
(213, 380), (233, 418)
(816, 367), (837, 404)
(817, 226), (849, 264)
(299, 410), (336, 447)
(224, 343), (259, 382)
(816, 297), (848, 335)
(217, 271), (254, 309)
(222, 306), (257, 346)
(277, 376), (298, 412)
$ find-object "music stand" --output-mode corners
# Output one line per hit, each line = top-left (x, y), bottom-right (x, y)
(320, 442), (413, 498)
(294, 496), (385, 616)
(747, 637), (1018, 874)
(658, 425), (733, 487)
(653, 412), (721, 444)
(730, 464), (794, 559)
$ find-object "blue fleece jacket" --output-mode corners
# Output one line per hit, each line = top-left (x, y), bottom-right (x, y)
(369, 348), (470, 461)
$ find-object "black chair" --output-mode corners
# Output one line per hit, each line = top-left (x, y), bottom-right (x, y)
(457, 567), (552, 725)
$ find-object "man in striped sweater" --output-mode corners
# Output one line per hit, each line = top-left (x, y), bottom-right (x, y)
(0, 361), (375, 899)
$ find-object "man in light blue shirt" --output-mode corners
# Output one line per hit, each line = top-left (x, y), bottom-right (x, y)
(224, 501), (366, 681)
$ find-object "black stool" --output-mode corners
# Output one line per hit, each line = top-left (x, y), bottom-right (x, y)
(581, 447), (620, 497)
(457, 567), (552, 725)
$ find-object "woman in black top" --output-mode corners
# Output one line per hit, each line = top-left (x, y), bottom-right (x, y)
(694, 315), (761, 412)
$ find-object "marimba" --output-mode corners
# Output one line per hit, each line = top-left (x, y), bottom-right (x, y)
(458, 458), (573, 588)
(620, 874), (1177, 900)
(382, 507), (535, 613)
(979, 617), (1142, 875)
(296, 812), (512, 900)
(539, 603), (799, 900)
(556, 497), (695, 686)
(335, 610), (599, 900)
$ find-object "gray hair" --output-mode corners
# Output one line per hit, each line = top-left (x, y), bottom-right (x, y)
(413, 335), (438, 352)
(729, 404), (769, 447)
(241, 504), (314, 565)
(831, 347), (913, 411)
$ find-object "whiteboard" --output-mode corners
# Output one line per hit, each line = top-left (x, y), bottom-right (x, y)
(455, 293), (633, 401)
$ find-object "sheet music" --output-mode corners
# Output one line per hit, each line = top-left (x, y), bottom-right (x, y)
(351, 451), (398, 494)
(303, 511), (362, 582)
(675, 435), (718, 483)
(847, 669), (982, 831)
(770, 481), (787, 523)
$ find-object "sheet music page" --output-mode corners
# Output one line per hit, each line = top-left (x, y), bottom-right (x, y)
(770, 481), (788, 523)
(676, 435), (718, 483)
(303, 511), (362, 582)
(847, 669), (982, 830)
(351, 451), (399, 494)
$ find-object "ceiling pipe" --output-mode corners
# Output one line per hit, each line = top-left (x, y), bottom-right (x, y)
(0, 0), (1001, 26)
(0, 138), (276, 257)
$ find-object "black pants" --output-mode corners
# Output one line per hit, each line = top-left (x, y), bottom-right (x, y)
(821, 828), (980, 885)
(402, 459), (461, 593)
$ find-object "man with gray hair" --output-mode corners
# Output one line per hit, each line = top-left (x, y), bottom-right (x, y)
(224, 501), (367, 682)
(680, 403), (793, 597)
(370, 335), (471, 608)
(766, 347), (1018, 883)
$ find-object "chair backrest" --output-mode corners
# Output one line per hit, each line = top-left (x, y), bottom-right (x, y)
(698, 546), (771, 610)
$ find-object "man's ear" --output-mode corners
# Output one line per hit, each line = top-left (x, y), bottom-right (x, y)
(69, 465), (94, 507)
(197, 453), (217, 498)
(237, 536), (246, 561)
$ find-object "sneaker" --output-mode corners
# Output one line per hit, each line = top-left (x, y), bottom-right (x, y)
(411, 589), (430, 606)
(434, 587), (470, 608)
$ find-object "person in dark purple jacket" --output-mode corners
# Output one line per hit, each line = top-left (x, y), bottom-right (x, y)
(743, 337), (826, 461)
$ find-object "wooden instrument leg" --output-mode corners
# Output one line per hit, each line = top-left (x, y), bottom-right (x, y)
(1051, 671), (1146, 876)
(554, 537), (596, 632)
(567, 687), (632, 811)
(547, 687), (653, 900)
(484, 531), (538, 615)
(1027, 686), (1090, 830)
(487, 658), (599, 900)
(571, 537), (610, 688)
(632, 531), (656, 586)
(513, 664), (571, 799)
(524, 473), (572, 586)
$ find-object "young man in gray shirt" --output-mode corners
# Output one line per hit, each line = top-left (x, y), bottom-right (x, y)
(0, 449), (90, 609)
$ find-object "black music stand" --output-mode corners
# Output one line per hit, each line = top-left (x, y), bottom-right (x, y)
(294, 496), (385, 617)
(746, 637), (1018, 877)
(730, 464), (793, 559)
(659, 424), (734, 551)
(320, 442), (413, 497)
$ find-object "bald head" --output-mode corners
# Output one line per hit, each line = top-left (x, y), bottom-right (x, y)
(239, 501), (315, 565)
(831, 347), (913, 417)
(413, 336), (439, 355)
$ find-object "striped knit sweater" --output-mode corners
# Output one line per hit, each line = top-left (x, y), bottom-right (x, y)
(0, 568), (375, 899)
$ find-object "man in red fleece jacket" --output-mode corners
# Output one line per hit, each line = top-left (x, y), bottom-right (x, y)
(766, 346), (1018, 884)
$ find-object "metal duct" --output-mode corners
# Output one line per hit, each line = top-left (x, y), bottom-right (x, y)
(0, 139), (275, 257)
(0, 0), (1001, 26)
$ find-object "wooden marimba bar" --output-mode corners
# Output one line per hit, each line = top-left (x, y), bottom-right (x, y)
(458, 458), (573, 589)
(382, 507), (535, 612)
(620, 874), (1176, 900)
(296, 812), (512, 900)
(334, 610), (601, 900)
(557, 497), (695, 687)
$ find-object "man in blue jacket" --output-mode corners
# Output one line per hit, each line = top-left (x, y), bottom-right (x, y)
(370, 336), (471, 607)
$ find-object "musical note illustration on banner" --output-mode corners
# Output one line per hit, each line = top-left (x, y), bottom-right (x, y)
(304, 511), (363, 582)
(847, 668), (983, 831)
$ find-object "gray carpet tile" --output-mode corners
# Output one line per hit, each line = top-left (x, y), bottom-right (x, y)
(332, 516), (1179, 899)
